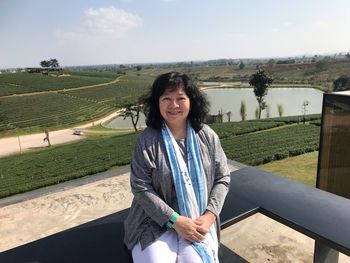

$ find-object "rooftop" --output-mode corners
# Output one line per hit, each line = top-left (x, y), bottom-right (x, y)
(1, 163), (349, 262)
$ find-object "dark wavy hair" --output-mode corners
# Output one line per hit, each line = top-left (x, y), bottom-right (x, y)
(142, 72), (209, 132)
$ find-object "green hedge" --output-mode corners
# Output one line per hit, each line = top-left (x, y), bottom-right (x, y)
(0, 120), (321, 199)
(0, 133), (138, 198)
(210, 121), (285, 138)
(218, 124), (319, 166)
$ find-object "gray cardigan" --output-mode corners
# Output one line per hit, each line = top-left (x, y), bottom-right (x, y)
(123, 124), (231, 250)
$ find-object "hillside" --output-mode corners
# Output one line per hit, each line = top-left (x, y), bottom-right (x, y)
(0, 73), (153, 136)
(1, 58), (349, 137)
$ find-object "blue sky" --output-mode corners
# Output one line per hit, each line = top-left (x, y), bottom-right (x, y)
(1, 0), (350, 68)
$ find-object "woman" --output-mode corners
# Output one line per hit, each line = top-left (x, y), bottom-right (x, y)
(124, 72), (230, 263)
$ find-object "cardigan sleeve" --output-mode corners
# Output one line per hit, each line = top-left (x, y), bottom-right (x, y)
(130, 133), (174, 227)
(205, 128), (231, 217)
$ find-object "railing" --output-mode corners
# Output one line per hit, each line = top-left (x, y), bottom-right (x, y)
(1, 166), (350, 263)
(221, 166), (350, 262)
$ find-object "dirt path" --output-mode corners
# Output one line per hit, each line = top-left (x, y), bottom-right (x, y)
(0, 110), (121, 158)
(0, 76), (121, 99)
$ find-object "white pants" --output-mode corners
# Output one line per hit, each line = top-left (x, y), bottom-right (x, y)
(132, 230), (203, 263)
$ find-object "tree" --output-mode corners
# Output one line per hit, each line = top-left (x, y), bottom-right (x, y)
(315, 59), (328, 72)
(217, 110), (224, 123)
(249, 69), (273, 119)
(240, 100), (247, 121)
(40, 60), (50, 67)
(346, 52), (350, 59)
(267, 59), (275, 67)
(239, 61), (245, 70)
(120, 101), (142, 132)
(265, 104), (270, 118)
(333, 75), (350, 91)
(49, 58), (59, 68)
(40, 59), (59, 68)
(277, 104), (284, 117)
(226, 111), (232, 122)
(255, 107), (259, 120)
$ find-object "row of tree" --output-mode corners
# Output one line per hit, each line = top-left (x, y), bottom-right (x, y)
(217, 101), (284, 122)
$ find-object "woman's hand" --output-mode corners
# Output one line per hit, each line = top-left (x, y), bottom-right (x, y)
(172, 216), (205, 243)
(194, 210), (216, 235)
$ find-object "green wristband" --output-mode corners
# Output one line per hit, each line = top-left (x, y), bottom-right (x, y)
(166, 212), (179, 229)
(170, 212), (179, 223)
(166, 221), (173, 229)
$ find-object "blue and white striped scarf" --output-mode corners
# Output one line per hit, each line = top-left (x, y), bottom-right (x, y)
(162, 122), (219, 263)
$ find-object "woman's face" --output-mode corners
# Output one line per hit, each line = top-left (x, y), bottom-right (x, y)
(159, 85), (190, 129)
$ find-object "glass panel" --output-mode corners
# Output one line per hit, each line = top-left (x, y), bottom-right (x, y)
(317, 92), (350, 199)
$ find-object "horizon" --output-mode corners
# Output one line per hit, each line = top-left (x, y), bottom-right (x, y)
(3, 51), (348, 70)
(1, 0), (350, 69)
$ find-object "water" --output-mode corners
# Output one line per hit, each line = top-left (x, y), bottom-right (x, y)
(106, 87), (324, 129)
(205, 87), (323, 121)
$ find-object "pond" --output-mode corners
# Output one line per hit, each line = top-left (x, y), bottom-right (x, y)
(106, 87), (324, 129)
(205, 87), (323, 121)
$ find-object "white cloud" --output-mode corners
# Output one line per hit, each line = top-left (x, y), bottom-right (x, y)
(56, 6), (142, 42)
(83, 7), (142, 37)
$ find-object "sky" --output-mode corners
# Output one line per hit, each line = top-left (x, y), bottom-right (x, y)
(1, 0), (350, 68)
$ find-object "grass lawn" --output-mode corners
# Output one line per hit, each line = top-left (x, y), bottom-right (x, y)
(257, 151), (319, 186)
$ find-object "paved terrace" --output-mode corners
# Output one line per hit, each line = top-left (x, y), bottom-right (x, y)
(0, 161), (349, 262)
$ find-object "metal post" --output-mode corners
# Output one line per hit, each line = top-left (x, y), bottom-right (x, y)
(313, 241), (339, 263)
(302, 100), (309, 124)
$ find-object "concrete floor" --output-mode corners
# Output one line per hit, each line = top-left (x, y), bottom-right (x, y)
(0, 168), (349, 262)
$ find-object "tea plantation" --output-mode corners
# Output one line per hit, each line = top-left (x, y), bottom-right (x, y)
(0, 116), (320, 198)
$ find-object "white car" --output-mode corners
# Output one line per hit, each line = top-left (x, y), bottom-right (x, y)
(73, 130), (84, 136)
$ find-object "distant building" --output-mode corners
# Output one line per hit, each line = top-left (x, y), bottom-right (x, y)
(25, 67), (63, 75)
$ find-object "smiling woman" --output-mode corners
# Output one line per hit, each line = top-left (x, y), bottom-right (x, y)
(124, 72), (231, 263)
(159, 86), (190, 139)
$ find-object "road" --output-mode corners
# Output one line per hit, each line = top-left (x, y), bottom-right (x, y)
(0, 111), (120, 158)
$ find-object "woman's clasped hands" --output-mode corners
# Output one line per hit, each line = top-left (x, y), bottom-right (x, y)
(172, 211), (216, 243)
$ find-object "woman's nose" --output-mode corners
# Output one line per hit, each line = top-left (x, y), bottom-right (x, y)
(169, 99), (179, 107)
